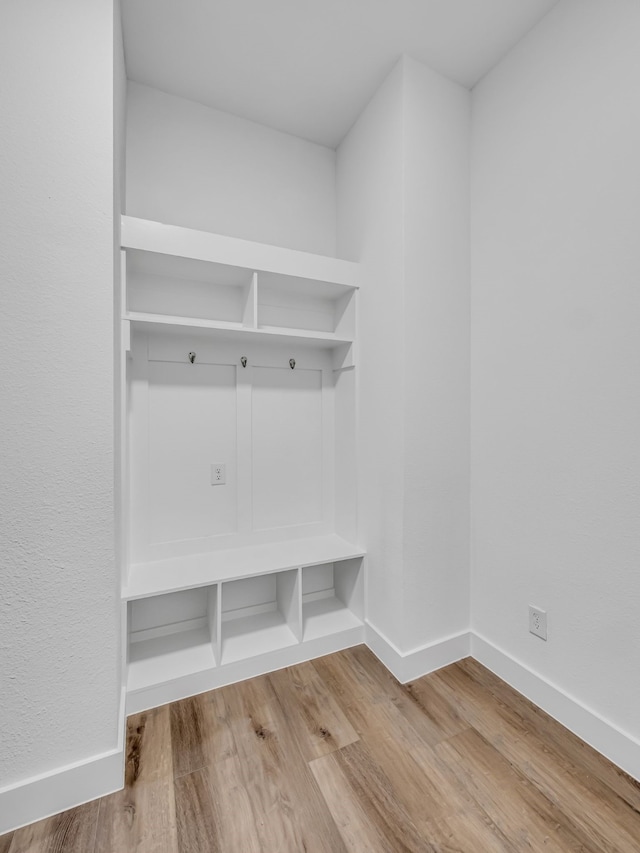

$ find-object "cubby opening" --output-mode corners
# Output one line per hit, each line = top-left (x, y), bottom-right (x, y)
(301, 558), (364, 641)
(257, 272), (355, 338)
(221, 570), (299, 664)
(128, 586), (217, 690)
(126, 249), (256, 327)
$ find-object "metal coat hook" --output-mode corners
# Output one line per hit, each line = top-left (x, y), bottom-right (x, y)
(188, 352), (196, 364)
(241, 356), (247, 368)
(289, 358), (296, 370)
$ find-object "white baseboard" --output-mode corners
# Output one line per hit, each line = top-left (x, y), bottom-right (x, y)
(0, 688), (126, 836)
(471, 633), (640, 782)
(5, 632), (640, 835)
(365, 621), (471, 683)
(364, 624), (640, 783)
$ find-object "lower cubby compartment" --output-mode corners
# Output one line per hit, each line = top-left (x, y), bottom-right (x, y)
(128, 586), (217, 691)
(302, 558), (364, 641)
(125, 555), (366, 710)
(220, 569), (299, 665)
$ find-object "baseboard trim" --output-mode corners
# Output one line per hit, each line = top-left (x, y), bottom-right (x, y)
(364, 625), (640, 782)
(471, 632), (640, 782)
(0, 688), (126, 835)
(365, 622), (471, 683)
(5, 631), (639, 835)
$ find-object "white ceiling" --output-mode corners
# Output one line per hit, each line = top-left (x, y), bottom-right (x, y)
(122, 0), (560, 148)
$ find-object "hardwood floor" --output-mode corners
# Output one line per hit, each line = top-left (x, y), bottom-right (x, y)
(3, 647), (640, 852)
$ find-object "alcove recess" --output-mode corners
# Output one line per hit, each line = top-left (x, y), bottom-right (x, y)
(120, 216), (365, 714)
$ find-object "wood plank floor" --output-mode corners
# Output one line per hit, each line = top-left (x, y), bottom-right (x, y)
(3, 647), (640, 852)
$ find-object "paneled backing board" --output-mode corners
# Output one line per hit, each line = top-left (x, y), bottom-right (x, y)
(128, 329), (357, 570)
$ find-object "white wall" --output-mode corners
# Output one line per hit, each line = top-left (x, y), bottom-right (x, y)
(402, 57), (470, 650)
(115, 2), (126, 217)
(0, 0), (120, 794)
(338, 56), (470, 653)
(471, 0), (640, 741)
(337, 60), (406, 645)
(127, 82), (337, 256)
(114, 0), (127, 689)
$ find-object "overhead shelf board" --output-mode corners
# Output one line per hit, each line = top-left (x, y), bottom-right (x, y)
(121, 216), (361, 290)
(125, 312), (354, 348)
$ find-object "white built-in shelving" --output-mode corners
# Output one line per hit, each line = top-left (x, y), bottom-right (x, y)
(122, 216), (358, 353)
(120, 216), (364, 713)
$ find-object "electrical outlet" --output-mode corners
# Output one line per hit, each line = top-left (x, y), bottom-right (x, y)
(529, 605), (547, 640)
(211, 464), (226, 485)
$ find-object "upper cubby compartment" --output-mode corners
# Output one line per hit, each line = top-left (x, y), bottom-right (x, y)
(126, 249), (257, 328)
(121, 216), (360, 350)
(257, 272), (355, 339)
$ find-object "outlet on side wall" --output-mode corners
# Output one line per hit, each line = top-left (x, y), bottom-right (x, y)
(529, 605), (547, 640)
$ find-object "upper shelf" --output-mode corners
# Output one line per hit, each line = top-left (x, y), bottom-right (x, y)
(121, 216), (361, 290)
(124, 311), (354, 349)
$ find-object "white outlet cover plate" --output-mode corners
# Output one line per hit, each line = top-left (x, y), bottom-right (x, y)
(529, 605), (547, 640)
(211, 463), (226, 485)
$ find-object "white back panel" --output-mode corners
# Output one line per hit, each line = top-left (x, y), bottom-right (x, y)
(130, 587), (209, 633)
(252, 366), (323, 530)
(257, 272), (355, 334)
(259, 286), (336, 333)
(223, 574), (276, 615)
(147, 361), (237, 544)
(129, 275), (245, 323)
(302, 563), (334, 596)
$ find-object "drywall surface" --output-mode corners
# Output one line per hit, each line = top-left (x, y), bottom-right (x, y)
(114, 0), (126, 672)
(115, 1), (127, 216)
(338, 56), (471, 652)
(127, 82), (337, 256)
(337, 60), (406, 643)
(471, 0), (640, 738)
(0, 0), (120, 786)
(402, 57), (470, 650)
